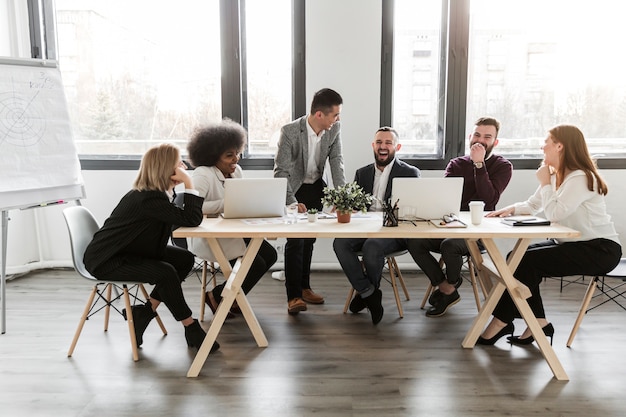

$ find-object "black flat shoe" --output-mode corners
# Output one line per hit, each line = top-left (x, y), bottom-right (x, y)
(363, 289), (384, 325)
(428, 278), (463, 306)
(425, 290), (460, 317)
(122, 303), (156, 347)
(508, 323), (555, 346)
(184, 319), (220, 353)
(349, 293), (366, 313)
(476, 322), (515, 345)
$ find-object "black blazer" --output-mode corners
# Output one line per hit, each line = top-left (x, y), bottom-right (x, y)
(354, 158), (420, 208)
(84, 190), (203, 275)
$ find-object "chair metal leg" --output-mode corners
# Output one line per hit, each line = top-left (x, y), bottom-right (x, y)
(567, 276), (599, 347)
(123, 285), (140, 362)
(68, 286), (98, 357)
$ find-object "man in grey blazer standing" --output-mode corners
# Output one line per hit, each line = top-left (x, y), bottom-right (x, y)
(333, 127), (420, 324)
(274, 88), (346, 315)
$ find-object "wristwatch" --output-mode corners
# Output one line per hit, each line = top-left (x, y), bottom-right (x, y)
(473, 161), (484, 169)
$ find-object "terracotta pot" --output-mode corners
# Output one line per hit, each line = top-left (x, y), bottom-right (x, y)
(336, 211), (351, 223)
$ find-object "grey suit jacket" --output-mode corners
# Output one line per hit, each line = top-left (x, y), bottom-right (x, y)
(274, 115), (346, 204)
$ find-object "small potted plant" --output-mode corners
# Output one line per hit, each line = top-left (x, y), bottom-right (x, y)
(321, 182), (373, 223)
(307, 208), (318, 222)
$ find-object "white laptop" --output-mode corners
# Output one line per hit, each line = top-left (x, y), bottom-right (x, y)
(222, 178), (287, 219)
(391, 177), (464, 221)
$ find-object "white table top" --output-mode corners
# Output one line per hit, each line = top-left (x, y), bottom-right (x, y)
(173, 212), (580, 240)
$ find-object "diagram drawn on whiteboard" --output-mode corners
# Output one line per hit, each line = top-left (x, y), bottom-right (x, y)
(0, 90), (46, 147)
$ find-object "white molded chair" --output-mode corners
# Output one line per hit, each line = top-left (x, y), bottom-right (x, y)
(343, 250), (411, 318)
(62, 206), (167, 361)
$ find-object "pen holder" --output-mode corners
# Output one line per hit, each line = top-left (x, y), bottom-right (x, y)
(383, 207), (399, 227)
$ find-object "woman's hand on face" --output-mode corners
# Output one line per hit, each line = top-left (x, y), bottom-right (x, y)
(536, 164), (552, 186)
(171, 165), (193, 189)
(485, 206), (515, 218)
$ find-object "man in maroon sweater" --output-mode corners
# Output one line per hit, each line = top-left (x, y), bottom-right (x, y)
(407, 117), (513, 317)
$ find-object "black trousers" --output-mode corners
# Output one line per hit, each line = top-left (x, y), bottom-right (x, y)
(285, 179), (325, 300)
(493, 238), (622, 323)
(212, 238), (278, 302)
(94, 245), (195, 321)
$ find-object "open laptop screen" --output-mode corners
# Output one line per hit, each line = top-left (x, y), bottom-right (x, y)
(391, 177), (464, 221)
(222, 178), (287, 219)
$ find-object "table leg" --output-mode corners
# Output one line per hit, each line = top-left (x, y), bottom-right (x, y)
(187, 237), (266, 378)
(465, 238), (569, 381)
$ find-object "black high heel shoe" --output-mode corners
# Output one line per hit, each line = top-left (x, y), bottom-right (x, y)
(476, 322), (515, 345)
(507, 323), (555, 346)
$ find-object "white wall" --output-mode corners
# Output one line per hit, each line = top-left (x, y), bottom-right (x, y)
(4, 0), (626, 274)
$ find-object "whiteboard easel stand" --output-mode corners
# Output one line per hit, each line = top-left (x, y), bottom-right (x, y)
(1, 210), (8, 333)
(0, 200), (81, 334)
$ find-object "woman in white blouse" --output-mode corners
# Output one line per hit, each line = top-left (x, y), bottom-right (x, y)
(187, 120), (277, 315)
(477, 125), (622, 345)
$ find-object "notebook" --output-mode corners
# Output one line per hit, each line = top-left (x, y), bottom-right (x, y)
(221, 178), (287, 219)
(391, 177), (464, 221)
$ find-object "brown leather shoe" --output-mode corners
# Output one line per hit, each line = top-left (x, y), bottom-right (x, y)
(287, 297), (307, 315)
(302, 288), (325, 304)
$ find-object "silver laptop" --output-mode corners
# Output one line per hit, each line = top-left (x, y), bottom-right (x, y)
(222, 178), (287, 219)
(391, 177), (464, 221)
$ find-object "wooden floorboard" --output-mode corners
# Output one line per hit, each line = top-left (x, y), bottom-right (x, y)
(1, 268), (625, 416)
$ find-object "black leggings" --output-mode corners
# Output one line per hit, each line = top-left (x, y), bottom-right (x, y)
(94, 245), (195, 321)
(493, 238), (622, 323)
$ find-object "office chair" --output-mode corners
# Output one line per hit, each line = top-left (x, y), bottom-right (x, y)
(62, 206), (167, 361)
(343, 250), (411, 318)
(420, 255), (486, 312)
(567, 258), (626, 347)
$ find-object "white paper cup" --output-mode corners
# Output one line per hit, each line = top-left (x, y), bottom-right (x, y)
(469, 201), (485, 225)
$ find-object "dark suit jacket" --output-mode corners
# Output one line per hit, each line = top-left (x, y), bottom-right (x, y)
(83, 190), (203, 275)
(354, 158), (420, 209)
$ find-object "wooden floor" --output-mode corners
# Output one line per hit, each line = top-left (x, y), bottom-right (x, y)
(1, 267), (626, 416)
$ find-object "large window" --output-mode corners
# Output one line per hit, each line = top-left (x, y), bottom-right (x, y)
(383, 0), (626, 168)
(386, 0), (445, 158)
(21, 0), (302, 168)
(55, 0), (222, 157)
(467, 0), (626, 160)
(244, 0), (293, 155)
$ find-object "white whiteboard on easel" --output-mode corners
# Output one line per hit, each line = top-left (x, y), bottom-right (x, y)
(0, 58), (84, 210)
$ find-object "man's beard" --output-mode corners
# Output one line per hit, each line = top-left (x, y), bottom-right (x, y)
(374, 151), (394, 167)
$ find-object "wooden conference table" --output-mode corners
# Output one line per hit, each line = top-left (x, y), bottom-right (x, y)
(173, 212), (580, 380)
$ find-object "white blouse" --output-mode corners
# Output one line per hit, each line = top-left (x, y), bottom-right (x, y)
(189, 165), (246, 262)
(513, 169), (619, 244)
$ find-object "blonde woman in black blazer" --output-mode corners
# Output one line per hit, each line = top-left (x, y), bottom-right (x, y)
(83, 143), (218, 353)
